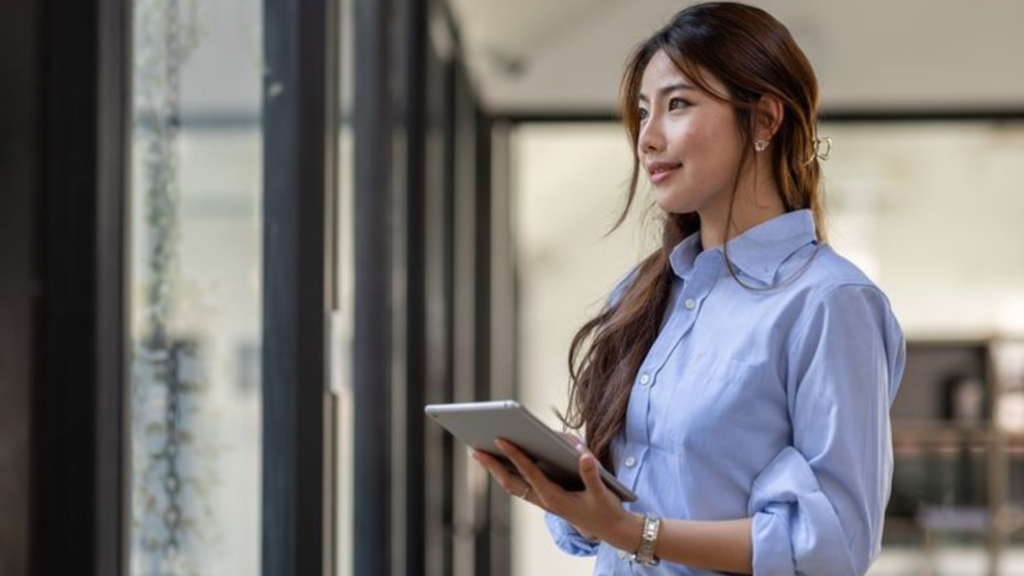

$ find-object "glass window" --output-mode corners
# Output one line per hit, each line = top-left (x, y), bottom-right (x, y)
(817, 120), (1024, 336)
(129, 0), (263, 573)
(335, 0), (356, 572)
(513, 123), (635, 576)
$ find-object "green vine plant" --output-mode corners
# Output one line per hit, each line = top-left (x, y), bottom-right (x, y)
(130, 1), (222, 575)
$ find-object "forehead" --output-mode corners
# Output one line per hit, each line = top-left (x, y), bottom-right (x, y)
(639, 50), (726, 98)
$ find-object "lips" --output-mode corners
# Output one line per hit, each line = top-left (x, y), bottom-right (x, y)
(647, 161), (681, 184)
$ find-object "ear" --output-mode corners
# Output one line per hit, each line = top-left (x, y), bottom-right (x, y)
(754, 94), (784, 140)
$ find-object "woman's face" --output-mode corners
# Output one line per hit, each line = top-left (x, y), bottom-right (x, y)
(637, 50), (746, 215)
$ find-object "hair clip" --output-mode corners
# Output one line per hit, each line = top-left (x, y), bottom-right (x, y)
(808, 136), (832, 163)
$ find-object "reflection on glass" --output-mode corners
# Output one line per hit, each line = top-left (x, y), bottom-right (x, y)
(130, 0), (263, 574)
(335, 0), (356, 573)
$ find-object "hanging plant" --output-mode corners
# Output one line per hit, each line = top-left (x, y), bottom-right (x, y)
(130, 1), (218, 575)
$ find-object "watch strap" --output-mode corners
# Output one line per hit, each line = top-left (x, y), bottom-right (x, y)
(629, 514), (660, 566)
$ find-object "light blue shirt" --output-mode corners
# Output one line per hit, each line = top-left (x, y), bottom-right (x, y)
(545, 210), (906, 576)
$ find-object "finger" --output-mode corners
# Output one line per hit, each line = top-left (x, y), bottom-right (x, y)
(556, 431), (581, 446)
(578, 452), (608, 496)
(570, 440), (591, 457)
(495, 439), (565, 500)
(568, 440), (607, 489)
(472, 450), (529, 493)
(474, 449), (530, 484)
(523, 490), (554, 513)
(472, 450), (552, 510)
(495, 439), (559, 490)
(472, 449), (515, 480)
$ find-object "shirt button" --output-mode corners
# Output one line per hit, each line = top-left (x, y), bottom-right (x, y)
(684, 298), (696, 310)
(617, 550), (627, 559)
(625, 456), (636, 468)
(639, 373), (650, 385)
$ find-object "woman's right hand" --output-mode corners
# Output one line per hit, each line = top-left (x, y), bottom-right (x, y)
(555, 432), (601, 542)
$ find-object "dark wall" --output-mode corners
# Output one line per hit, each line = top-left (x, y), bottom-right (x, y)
(0, 0), (38, 574)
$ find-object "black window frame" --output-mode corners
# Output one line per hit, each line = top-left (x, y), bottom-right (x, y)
(31, 0), (132, 573)
(261, 0), (340, 575)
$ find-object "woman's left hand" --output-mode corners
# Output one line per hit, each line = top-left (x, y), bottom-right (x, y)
(470, 438), (638, 547)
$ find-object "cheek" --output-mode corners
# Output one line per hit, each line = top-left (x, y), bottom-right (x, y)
(671, 115), (723, 155)
(670, 122), (703, 152)
(669, 122), (717, 174)
(682, 118), (742, 169)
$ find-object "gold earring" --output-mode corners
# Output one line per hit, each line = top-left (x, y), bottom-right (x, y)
(754, 139), (769, 152)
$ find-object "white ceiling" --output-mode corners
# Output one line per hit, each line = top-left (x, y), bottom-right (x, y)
(448, 0), (1024, 115)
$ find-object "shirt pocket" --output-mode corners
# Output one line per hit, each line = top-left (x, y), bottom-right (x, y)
(661, 352), (768, 451)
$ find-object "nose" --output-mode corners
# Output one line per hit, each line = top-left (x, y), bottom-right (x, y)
(637, 117), (664, 154)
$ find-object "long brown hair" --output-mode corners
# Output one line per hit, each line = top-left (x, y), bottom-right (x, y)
(563, 2), (827, 471)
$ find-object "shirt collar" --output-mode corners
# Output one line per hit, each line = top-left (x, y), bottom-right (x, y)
(669, 210), (818, 284)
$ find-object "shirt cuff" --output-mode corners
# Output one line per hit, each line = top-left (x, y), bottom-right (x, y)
(751, 502), (796, 576)
(544, 512), (600, 557)
(747, 447), (859, 576)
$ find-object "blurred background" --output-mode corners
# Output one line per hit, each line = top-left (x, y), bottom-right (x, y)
(2, 1), (1023, 575)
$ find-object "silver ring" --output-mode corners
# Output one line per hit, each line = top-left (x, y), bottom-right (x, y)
(520, 486), (531, 500)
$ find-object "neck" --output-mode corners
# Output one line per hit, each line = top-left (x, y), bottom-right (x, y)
(699, 206), (784, 250)
(698, 163), (785, 250)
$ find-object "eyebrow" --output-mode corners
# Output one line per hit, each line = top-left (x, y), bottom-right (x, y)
(638, 82), (695, 103)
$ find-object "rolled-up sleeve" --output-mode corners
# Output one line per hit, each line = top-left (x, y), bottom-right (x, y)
(748, 284), (906, 576)
(545, 512), (600, 556)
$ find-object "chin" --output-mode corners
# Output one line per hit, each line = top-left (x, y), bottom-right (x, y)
(653, 190), (702, 214)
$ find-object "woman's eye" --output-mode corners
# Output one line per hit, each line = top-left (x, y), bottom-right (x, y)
(638, 108), (649, 121)
(669, 98), (689, 111)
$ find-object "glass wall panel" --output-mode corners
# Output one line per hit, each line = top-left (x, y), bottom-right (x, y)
(817, 121), (1024, 337)
(513, 123), (638, 576)
(129, 1), (263, 574)
(335, 0), (355, 571)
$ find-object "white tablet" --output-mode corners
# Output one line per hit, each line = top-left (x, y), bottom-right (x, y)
(425, 400), (638, 502)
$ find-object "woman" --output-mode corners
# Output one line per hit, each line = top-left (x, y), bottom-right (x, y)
(471, 3), (905, 575)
